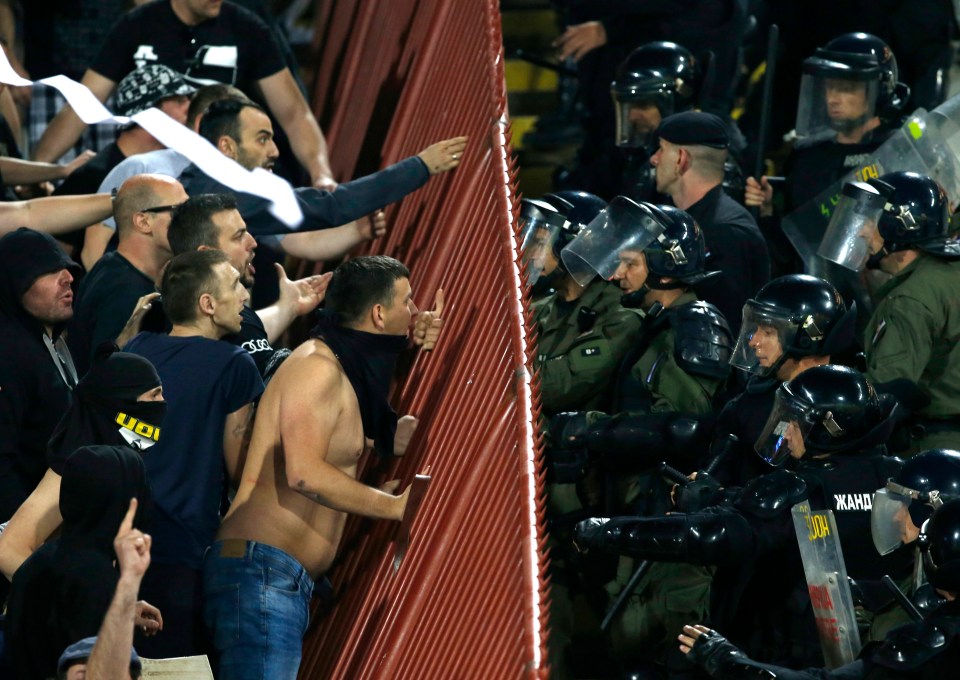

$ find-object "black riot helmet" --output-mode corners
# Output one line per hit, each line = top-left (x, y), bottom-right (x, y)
(797, 33), (909, 138)
(920, 498), (960, 593)
(560, 196), (718, 291)
(756, 365), (897, 465)
(519, 191), (606, 291)
(872, 172), (959, 259)
(518, 197), (573, 287)
(642, 204), (718, 289)
(873, 449), (960, 556)
(546, 191), (607, 234)
(611, 42), (699, 148)
(731, 275), (856, 377)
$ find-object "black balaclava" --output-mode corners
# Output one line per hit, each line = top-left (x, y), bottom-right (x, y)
(47, 346), (165, 473)
(311, 310), (408, 458)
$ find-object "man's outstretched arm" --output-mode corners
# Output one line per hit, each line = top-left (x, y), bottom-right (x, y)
(32, 69), (116, 163)
(0, 193), (113, 236)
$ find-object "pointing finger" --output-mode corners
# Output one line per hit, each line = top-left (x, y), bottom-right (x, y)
(118, 497), (138, 537)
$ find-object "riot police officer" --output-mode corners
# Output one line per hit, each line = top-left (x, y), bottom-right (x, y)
(612, 42), (700, 202)
(525, 190), (641, 677)
(868, 448), (960, 640)
(552, 197), (732, 672)
(527, 191), (641, 417)
(711, 274), (857, 486)
(747, 33), (911, 276)
(679, 497), (960, 679)
(576, 365), (911, 668)
(821, 170), (960, 452)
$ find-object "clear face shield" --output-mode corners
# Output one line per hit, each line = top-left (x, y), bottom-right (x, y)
(817, 181), (888, 271)
(730, 303), (796, 376)
(519, 199), (570, 285)
(612, 90), (667, 149)
(871, 480), (930, 556)
(755, 391), (816, 466)
(795, 66), (879, 139)
(560, 196), (665, 287)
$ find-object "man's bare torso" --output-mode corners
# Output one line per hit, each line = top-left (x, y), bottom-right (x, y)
(217, 338), (364, 577)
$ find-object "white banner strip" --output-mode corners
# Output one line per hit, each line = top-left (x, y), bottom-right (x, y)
(0, 52), (303, 227)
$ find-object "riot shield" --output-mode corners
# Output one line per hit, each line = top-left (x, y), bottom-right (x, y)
(791, 502), (862, 669)
(783, 98), (960, 270)
(781, 98), (960, 324)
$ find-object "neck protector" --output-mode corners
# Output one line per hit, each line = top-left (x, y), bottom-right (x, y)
(311, 310), (408, 457)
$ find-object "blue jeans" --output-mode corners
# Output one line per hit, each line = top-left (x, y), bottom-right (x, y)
(203, 540), (314, 680)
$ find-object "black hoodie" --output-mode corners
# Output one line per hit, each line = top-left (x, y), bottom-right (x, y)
(0, 228), (81, 520)
(5, 445), (151, 680)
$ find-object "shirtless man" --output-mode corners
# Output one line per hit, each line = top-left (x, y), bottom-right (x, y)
(202, 255), (441, 680)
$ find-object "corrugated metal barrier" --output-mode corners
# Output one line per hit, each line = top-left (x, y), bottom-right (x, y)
(299, 1), (551, 677)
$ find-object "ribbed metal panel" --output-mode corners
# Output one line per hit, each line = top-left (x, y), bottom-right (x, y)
(301, 0), (551, 678)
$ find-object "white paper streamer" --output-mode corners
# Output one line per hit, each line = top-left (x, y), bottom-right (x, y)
(0, 51), (303, 227)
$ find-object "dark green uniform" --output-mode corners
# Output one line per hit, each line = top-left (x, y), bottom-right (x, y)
(533, 281), (642, 416)
(864, 255), (960, 451)
(607, 291), (726, 663)
(533, 280), (641, 678)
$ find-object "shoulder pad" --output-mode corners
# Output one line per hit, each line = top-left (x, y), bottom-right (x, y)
(870, 618), (960, 670)
(670, 302), (734, 380)
(735, 470), (808, 519)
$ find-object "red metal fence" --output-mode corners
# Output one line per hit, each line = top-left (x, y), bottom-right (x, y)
(300, 1), (550, 677)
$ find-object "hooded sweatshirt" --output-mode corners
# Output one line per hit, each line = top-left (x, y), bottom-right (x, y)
(5, 445), (151, 680)
(0, 228), (81, 520)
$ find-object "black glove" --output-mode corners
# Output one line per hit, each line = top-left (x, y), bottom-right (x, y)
(686, 627), (775, 679)
(674, 472), (724, 513)
(573, 517), (611, 554)
(547, 411), (593, 450)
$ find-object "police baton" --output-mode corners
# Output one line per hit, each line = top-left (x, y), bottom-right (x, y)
(600, 436), (738, 630)
(881, 575), (925, 622)
(752, 24), (779, 221)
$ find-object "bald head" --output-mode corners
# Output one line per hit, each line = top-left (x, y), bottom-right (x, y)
(114, 174), (188, 238)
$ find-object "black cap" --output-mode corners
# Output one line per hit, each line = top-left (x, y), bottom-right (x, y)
(656, 111), (729, 149)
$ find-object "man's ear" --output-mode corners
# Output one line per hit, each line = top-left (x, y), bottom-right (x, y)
(198, 292), (216, 317)
(217, 135), (238, 159)
(677, 147), (692, 174)
(131, 210), (152, 235)
(371, 303), (386, 330)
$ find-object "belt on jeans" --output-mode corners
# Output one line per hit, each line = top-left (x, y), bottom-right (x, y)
(214, 539), (334, 603)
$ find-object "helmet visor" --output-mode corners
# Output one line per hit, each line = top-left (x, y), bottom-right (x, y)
(612, 94), (666, 149)
(795, 70), (879, 140)
(561, 196), (664, 287)
(730, 303), (796, 376)
(871, 485), (915, 556)
(755, 391), (815, 466)
(519, 199), (569, 285)
(817, 181), (887, 271)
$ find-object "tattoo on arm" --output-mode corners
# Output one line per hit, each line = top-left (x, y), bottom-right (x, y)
(295, 480), (323, 504)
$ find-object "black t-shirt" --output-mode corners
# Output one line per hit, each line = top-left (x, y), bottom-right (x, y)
(90, 0), (286, 91)
(67, 251), (158, 378)
(223, 305), (274, 376)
